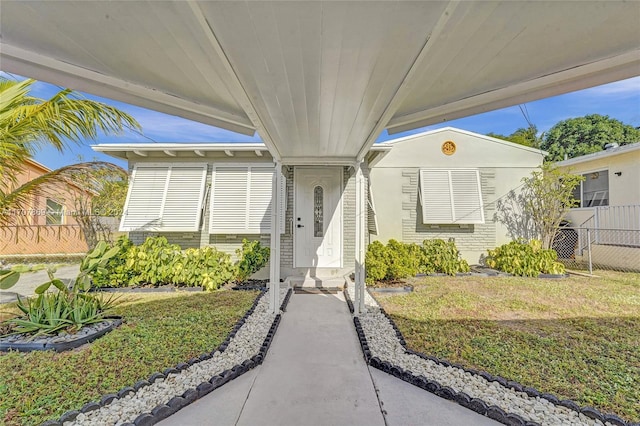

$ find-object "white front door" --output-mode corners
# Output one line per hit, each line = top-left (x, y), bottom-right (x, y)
(294, 167), (342, 268)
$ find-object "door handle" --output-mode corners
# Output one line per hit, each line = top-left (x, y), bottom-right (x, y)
(297, 224), (304, 228)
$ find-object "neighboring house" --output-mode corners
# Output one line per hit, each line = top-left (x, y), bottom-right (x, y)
(555, 142), (640, 270)
(93, 127), (545, 278)
(0, 159), (89, 256)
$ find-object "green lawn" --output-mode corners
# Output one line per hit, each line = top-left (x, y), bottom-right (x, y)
(374, 271), (640, 421)
(0, 290), (258, 426)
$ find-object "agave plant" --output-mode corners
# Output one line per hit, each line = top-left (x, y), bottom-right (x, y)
(0, 241), (121, 337)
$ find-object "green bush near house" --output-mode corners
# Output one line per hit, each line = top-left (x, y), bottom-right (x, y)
(486, 239), (565, 277)
(365, 239), (469, 284)
(91, 235), (134, 288)
(235, 239), (270, 283)
(421, 239), (470, 276)
(89, 236), (270, 290)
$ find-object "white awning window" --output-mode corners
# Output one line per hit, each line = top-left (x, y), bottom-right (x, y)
(419, 169), (484, 224)
(120, 163), (208, 232)
(209, 165), (285, 234)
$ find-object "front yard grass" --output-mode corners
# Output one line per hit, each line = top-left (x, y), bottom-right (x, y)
(0, 290), (258, 426)
(375, 271), (640, 421)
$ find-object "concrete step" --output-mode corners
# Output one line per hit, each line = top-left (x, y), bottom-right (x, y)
(284, 276), (346, 290)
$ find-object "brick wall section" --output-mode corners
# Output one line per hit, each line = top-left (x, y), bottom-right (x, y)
(401, 168), (497, 255)
(280, 166), (295, 269)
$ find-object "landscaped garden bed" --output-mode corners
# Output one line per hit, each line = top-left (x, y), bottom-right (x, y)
(0, 290), (259, 425)
(370, 271), (640, 422)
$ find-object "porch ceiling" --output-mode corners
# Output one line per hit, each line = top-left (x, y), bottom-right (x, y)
(2, 1), (638, 162)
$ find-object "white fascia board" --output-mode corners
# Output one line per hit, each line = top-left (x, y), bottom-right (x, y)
(1, 44), (256, 136)
(93, 143), (268, 151)
(555, 143), (640, 167)
(388, 50), (640, 135)
(93, 143), (270, 160)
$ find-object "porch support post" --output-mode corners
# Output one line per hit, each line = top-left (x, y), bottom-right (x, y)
(269, 162), (282, 315)
(354, 161), (366, 315)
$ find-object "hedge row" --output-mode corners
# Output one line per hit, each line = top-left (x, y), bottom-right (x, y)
(91, 236), (269, 291)
(365, 239), (470, 284)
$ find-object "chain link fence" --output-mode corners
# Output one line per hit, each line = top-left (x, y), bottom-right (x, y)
(553, 227), (640, 273)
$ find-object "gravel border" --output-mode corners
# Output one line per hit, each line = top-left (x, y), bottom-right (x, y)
(41, 288), (292, 426)
(345, 283), (634, 426)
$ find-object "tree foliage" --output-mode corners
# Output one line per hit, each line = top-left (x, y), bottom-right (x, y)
(64, 164), (129, 248)
(487, 125), (539, 148)
(0, 77), (140, 227)
(541, 114), (640, 162)
(495, 164), (583, 249)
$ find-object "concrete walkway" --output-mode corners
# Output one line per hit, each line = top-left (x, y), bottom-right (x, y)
(159, 291), (500, 426)
(0, 264), (80, 304)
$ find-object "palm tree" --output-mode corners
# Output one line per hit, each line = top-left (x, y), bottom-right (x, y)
(0, 77), (141, 226)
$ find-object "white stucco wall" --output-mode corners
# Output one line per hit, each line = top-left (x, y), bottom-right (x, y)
(369, 128), (544, 263)
(557, 146), (640, 226)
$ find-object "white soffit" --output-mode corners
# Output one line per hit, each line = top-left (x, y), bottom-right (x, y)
(1, 1), (638, 161)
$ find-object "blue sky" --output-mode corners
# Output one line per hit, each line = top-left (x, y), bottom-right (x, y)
(3, 71), (639, 170)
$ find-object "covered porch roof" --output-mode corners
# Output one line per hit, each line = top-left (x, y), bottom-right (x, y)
(2, 1), (638, 164)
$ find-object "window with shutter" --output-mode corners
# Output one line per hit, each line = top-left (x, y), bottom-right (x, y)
(419, 169), (484, 224)
(120, 163), (207, 232)
(209, 165), (286, 234)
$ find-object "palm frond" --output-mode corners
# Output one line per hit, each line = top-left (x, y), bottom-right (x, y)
(0, 77), (141, 153)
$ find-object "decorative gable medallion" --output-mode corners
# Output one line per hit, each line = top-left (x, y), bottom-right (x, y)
(441, 140), (457, 155)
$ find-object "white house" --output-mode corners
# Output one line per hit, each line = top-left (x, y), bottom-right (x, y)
(555, 142), (640, 271)
(9, 1), (636, 312)
(94, 127), (545, 281)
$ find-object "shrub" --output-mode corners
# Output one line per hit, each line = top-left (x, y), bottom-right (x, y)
(235, 239), (270, 283)
(172, 246), (235, 291)
(91, 235), (134, 288)
(486, 239), (565, 277)
(386, 239), (422, 280)
(90, 236), (238, 291)
(421, 239), (470, 276)
(125, 236), (181, 286)
(364, 239), (469, 283)
(365, 241), (389, 284)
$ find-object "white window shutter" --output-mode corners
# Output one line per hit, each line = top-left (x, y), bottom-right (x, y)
(419, 169), (484, 224)
(120, 166), (168, 231)
(210, 167), (250, 233)
(420, 169), (454, 223)
(162, 165), (208, 231)
(210, 165), (285, 234)
(451, 170), (484, 223)
(248, 167), (274, 233)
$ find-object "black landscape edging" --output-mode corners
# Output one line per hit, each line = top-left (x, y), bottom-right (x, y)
(0, 316), (123, 353)
(346, 287), (633, 426)
(51, 288), (293, 426)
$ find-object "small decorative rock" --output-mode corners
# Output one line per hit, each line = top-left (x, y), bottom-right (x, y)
(347, 284), (619, 426)
(66, 289), (286, 425)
